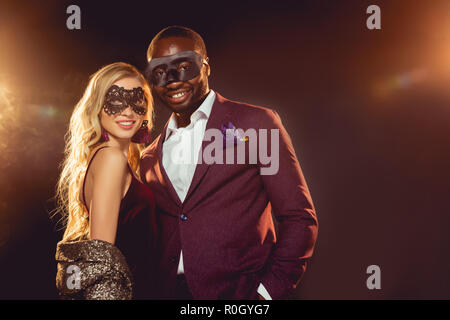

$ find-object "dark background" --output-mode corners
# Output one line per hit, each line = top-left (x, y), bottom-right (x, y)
(0, 0), (449, 299)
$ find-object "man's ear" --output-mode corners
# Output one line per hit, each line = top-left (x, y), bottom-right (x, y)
(205, 57), (211, 77)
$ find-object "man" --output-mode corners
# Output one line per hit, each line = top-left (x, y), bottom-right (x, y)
(140, 25), (318, 299)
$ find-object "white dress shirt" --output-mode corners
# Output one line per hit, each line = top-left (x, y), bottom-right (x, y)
(162, 89), (272, 300)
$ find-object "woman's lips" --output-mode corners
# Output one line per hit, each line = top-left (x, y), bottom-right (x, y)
(165, 89), (192, 104)
(116, 120), (136, 130)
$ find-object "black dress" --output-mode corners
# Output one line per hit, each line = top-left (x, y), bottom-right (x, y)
(82, 146), (158, 299)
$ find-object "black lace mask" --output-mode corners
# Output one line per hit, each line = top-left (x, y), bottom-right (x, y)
(103, 85), (148, 116)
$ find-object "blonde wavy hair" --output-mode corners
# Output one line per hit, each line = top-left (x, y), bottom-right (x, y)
(55, 62), (154, 242)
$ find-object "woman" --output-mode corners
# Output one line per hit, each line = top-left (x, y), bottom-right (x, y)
(54, 62), (158, 299)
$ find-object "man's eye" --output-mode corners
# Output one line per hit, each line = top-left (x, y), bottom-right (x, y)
(154, 69), (165, 76)
(178, 63), (190, 71)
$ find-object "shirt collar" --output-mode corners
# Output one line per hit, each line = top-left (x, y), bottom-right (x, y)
(165, 89), (216, 140)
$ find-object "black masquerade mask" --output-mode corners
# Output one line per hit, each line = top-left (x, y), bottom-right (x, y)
(103, 85), (148, 116)
(145, 50), (208, 87)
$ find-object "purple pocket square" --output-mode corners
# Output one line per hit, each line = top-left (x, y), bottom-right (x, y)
(221, 122), (249, 146)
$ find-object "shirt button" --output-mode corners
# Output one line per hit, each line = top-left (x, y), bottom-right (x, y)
(180, 214), (188, 221)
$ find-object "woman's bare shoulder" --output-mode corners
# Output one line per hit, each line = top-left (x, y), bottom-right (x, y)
(89, 146), (129, 178)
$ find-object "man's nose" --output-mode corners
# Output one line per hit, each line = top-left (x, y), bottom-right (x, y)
(165, 69), (182, 87)
(166, 81), (183, 89)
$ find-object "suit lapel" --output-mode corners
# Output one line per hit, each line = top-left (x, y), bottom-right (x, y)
(156, 119), (183, 207)
(183, 92), (233, 203)
(156, 92), (234, 207)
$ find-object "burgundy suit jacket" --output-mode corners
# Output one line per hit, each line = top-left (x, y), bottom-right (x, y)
(140, 92), (318, 299)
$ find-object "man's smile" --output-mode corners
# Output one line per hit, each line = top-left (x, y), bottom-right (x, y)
(164, 88), (193, 104)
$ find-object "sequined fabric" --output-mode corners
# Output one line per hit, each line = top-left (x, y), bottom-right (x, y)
(55, 239), (133, 300)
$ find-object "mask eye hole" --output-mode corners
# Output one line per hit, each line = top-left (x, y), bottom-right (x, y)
(153, 67), (166, 77)
(132, 105), (147, 115)
(177, 61), (191, 71)
(110, 100), (124, 106)
(104, 103), (125, 115)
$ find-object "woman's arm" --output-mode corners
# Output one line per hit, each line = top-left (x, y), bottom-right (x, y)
(55, 239), (133, 300)
(86, 147), (129, 244)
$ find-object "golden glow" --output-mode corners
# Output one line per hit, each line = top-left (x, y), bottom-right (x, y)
(425, 5), (450, 77)
(0, 82), (12, 126)
(373, 7), (450, 100)
(0, 81), (14, 169)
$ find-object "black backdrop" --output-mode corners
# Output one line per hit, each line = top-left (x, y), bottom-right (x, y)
(0, 0), (449, 299)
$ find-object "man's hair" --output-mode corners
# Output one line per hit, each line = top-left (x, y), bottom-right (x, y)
(146, 25), (207, 61)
